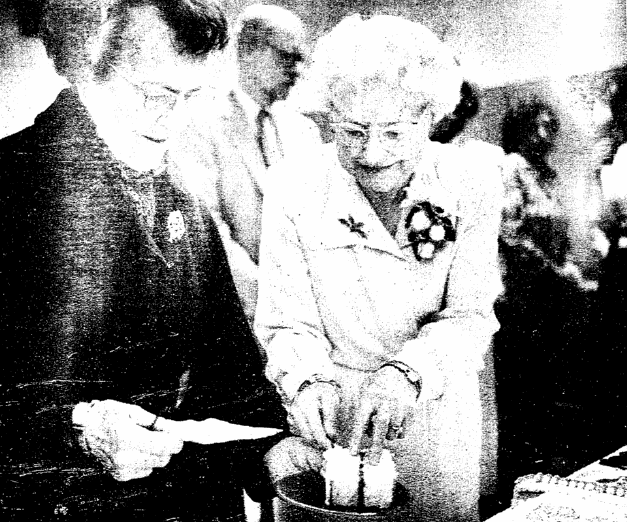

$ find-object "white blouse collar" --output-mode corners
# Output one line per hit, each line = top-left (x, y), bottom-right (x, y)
(314, 143), (458, 262)
(317, 153), (412, 260)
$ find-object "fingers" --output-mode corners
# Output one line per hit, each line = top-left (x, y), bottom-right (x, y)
(98, 400), (159, 428)
(96, 427), (180, 481)
(350, 379), (411, 462)
(78, 401), (185, 482)
(386, 412), (405, 441)
(349, 399), (373, 456)
(304, 445), (325, 471)
(307, 413), (334, 451)
(287, 439), (325, 472)
(321, 392), (339, 443)
(265, 437), (324, 483)
(368, 403), (392, 465)
(117, 422), (184, 456)
(111, 449), (173, 481)
(98, 402), (184, 456)
(292, 402), (331, 450)
(290, 385), (339, 450)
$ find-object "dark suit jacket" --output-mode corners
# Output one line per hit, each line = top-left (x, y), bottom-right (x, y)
(0, 88), (286, 521)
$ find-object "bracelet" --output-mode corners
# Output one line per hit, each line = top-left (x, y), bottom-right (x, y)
(378, 361), (422, 400)
(295, 374), (341, 396)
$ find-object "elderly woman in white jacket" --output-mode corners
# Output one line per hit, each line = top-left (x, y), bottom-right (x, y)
(256, 15), (502, 522)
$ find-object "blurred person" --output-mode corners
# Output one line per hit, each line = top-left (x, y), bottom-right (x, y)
(256, 14), (503, 522)
(591, 113), (627, 447)
(495, 84), (617, 480)
(173, 3), (323, 322)
(0, 1), (285, 520)
(0, 1), (66, 139)
(499, 92), (610, 292)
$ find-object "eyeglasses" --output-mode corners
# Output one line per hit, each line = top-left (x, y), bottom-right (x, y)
(272, 47), (305, 67)
(331, 120), (423, 153)
(112, 66), (204, 113)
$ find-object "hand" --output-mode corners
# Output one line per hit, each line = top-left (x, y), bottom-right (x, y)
(349, 366), (418, 464)
(264, 436), (324, 483)
(289, 382), (340, 450)
(73, 400), (184, 482)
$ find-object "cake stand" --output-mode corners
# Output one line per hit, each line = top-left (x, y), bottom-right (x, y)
(274, 471), (414, 521)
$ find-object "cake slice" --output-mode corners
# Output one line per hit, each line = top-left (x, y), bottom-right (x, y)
(322, 446), (360, 507)
(362, 449), (396, 508)
(322, 446), (397, 509)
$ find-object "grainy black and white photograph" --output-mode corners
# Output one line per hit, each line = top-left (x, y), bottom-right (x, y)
(2, 1), (627, 521)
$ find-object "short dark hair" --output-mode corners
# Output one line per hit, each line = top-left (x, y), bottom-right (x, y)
(6, 0), (45, 38)
(236, 15), (279, 57)
(42, 0), (228, 83)
(235, 5), (305, 59)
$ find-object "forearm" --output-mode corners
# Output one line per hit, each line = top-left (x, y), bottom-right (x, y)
(394, 309), (498, 400)
(395, 158), (502, 401)
(255, 200), (337, 405)
(260, 325), (337, 404)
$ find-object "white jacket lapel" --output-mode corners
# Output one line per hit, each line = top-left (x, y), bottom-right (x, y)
(317, 155), (406, 259)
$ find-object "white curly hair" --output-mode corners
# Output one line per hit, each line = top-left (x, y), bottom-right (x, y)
(291, 14), (462, 123)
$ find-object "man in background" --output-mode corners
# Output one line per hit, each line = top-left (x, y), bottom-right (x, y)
(175, 3), (323, 322)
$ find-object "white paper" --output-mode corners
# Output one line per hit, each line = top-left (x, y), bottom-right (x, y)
(154, 417), (282, 445)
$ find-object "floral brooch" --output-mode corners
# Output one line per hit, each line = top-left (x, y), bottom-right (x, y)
(339, 215), (368, 239)
(404, 202), (456, 260)
(167, 210), (186, 243)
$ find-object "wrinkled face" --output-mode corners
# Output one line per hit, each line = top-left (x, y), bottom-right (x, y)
(246, 28), (306, 105)
(81, 6), (219, 172)
(331, 82), (433, 195)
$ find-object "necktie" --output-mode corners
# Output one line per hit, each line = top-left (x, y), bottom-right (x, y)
(256, 109), (282, 168)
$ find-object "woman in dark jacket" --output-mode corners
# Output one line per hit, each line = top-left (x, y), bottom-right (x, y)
(0, 1), (285, 520)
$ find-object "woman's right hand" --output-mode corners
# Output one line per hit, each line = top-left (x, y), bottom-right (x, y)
(73, 400), (184, 482)
(289, 382), (340, 450)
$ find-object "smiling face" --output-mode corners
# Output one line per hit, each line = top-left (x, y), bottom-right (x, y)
(79, 6), (218, 172)
(331, 82), (433, 196)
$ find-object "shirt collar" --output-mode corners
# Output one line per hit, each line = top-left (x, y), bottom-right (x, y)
(235, 87), (270, 127)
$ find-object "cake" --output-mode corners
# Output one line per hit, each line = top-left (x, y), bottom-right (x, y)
(321, 446), (397, 509)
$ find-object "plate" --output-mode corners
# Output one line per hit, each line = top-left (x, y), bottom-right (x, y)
(275, 471), (412, 521)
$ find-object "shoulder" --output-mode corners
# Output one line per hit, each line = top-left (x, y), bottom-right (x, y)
(187, 89), (240, 134)
(0, 109), (58, 191)
(272, 102), (315, 129)
(264, 143), (340, 216)
(430, 142), (504, 217)
(0, 126), (35, 162)
(272, 103), (321, 142)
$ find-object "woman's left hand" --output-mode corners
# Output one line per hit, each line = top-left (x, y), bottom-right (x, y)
(348, 366), (418, 464)
(264, 436), (325, 484)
